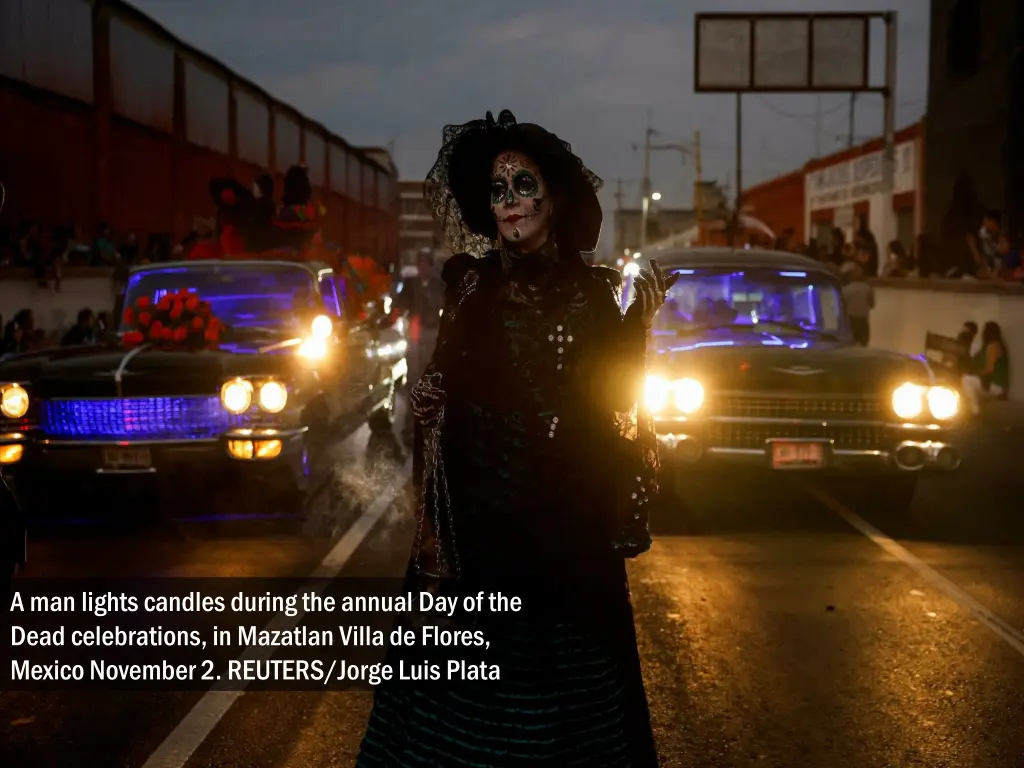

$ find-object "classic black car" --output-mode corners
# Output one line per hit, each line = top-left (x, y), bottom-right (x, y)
(625, 248), (963, 511)
(0, 259), (408, 517)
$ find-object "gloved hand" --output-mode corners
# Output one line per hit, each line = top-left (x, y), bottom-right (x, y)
(625, 259), (679, 329)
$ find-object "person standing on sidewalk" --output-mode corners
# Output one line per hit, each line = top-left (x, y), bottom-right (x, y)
(842, 263), (875, 346)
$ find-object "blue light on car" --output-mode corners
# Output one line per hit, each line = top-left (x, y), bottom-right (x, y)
(778, 271), (807, 277)
(39, 397), (281, 440)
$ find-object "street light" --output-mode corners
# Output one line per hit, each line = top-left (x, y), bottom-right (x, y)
(651, 192), (662, 201)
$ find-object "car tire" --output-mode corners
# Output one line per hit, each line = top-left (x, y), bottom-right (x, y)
(872, 475), (919, 514)
(368, 382), (396, 434)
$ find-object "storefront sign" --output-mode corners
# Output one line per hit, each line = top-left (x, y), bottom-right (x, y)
(806, 141), (916, 211)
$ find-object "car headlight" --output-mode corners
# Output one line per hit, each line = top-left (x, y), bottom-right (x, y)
(298, 337), (328, 361)
(644, 376), (705, 414)
(673, 378), (705, 414)
(891, 382), (925, 419)
(644, 376), (671, 413)
(0, 384), (29, 419)
(221, 379), (253, 414)
(311, 314), (333, 340)
(257, 381), (288, 413)
(926, 385), (959, 420)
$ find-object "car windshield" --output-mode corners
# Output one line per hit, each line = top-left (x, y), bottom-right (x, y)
(120, 263), (320, 338)
(648, 266), (847, 339)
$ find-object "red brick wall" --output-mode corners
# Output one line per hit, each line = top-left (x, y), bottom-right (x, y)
(741, 170), (805, 243)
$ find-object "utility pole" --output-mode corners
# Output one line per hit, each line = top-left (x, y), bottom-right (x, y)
(612, 177), (628, 255)
(814, 95), (822, 156)
(694, 130), (703, 246)
(848, 93), (857, 148)
(638, 111), (656, 254)
(613, 178), (626, 213)
(731, 93), (742, 247)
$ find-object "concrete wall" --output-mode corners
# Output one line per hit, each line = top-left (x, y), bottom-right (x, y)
(871, 279), (1023, 401)
(0, 269), (117, 333)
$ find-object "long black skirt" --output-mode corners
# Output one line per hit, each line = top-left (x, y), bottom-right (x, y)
(355, 551), (659, 768)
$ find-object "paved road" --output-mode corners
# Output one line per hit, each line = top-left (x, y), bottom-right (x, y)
(3, 402), (1024, 768)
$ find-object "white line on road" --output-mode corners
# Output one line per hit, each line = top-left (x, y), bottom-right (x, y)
(140, 457), (412, 768)
(810, 486), (1024, 658)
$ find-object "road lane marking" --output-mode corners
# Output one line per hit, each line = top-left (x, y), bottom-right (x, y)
(140, 457), (412, 768)
(810, 486), (1024, 658)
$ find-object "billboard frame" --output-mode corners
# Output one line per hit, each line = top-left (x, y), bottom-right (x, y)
(694, 11), (883, 95)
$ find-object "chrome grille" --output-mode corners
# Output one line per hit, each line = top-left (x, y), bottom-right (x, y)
(710, 395), (883, 420)
(705, 422), (886, 450)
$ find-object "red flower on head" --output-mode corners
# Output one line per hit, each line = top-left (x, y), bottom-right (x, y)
(185, 295), (200, 311)
(192, 316), (206, 330)
(169, 301), (184, 320)
(177, 288), (191, 300)
(208, 317), (222, 333)
(138, 311), (152, 327)
(172, 326), (189, 342)
(204, 328), (220, 343)
(122, 331), (145, 347)
(221, 189), (236, 206)
(123, 307), (135, 326)
(161, 327), (174, 341)
(157, 294), (173, 311)
(149, 321), (164, 340)
(136, 296), (151, 309)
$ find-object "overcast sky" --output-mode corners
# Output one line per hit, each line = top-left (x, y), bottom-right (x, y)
(131, 0), (929, 251)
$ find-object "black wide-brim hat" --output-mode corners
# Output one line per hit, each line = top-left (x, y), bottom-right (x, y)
(426, 109), (603, 255)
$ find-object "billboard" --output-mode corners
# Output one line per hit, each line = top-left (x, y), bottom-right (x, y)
(695, 13), (872, 93)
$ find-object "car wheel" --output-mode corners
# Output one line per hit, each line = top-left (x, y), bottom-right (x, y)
(872, 475), (919, 514)
(368, 382), (396, 434)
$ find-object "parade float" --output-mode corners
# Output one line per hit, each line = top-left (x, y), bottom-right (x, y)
(189, 166), (392, 319)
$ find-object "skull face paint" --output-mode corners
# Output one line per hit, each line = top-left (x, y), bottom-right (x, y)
(491, 151), (551, 249)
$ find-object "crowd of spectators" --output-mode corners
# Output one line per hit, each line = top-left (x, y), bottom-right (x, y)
(774, 208), (1023, 284)
(0, 220), (206, 290)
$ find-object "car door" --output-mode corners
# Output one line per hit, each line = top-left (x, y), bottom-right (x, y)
(318, 270), (375, 419)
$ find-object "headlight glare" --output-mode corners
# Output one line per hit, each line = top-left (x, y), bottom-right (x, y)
(220, 379), (253, 414)
(891, 382), (925, 419)
(673, 378), (705, 414)
(258, 381), (288, 413)
(926, 385), (959, 420)
(298, 337), (328, 360)
(0, 384), (29, 419)
(644, 376), (670, 413)
(311, 314), (333, 340)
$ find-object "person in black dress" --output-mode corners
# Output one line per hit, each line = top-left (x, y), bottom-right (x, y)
(355, 109), (676, 767)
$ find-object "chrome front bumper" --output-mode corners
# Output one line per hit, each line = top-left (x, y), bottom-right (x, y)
(655, 419), (962, 474)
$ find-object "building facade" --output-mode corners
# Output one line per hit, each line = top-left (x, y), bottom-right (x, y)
(739, 121), (924, 256)
(398, 180), (448, 266)
(924, 0), (1023, 236)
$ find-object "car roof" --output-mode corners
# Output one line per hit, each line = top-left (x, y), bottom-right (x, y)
(645, 246), (834, 276)
(129, 259), (327, 276)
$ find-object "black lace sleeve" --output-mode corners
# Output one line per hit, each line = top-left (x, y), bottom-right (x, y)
(590, 266), (648, 413)
(408, 252), (483, 578)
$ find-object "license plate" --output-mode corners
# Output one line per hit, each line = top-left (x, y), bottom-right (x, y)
(770, 441), (825, 469)
(102, 447), (152, 469)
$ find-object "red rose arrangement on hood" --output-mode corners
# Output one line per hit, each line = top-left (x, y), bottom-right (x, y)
(121, 289), (223, 349)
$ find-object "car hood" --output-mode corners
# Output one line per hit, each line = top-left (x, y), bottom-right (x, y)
(649, 329), (933, 393)
(0, 341), (302, 398)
